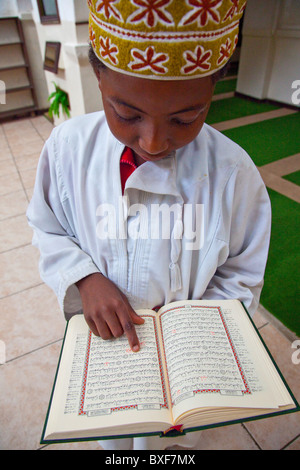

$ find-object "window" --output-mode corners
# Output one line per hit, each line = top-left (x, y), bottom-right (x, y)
(44, 42), (61, 73)
(37, 0), (60, 24)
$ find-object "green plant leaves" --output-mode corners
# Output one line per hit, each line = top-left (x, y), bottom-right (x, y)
(48, 82), (70, 119)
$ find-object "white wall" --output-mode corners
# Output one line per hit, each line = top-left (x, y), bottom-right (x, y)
(0, 0), (18, 16)
(237, 0), (300, 107)
(31, 0), (101, 124)
(0, 0), (49, 112)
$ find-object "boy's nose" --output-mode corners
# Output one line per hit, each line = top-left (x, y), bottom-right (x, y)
(138, 122), (169, 156)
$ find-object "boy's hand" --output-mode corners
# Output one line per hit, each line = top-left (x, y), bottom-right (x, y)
(76, 273), (144, 352)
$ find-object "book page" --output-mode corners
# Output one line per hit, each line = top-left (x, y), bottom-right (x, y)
(158, 300), (294, 422)
(45, 313), (172, 438)
(77, 315), (168, 416)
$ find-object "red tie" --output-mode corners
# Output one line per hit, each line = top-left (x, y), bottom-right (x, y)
(120, 147), (137, 194)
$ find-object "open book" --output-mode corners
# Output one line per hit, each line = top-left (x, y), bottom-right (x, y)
(41, 299), (299, 443)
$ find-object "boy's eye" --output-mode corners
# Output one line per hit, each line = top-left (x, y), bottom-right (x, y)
(172, 107), (206, 126)
(172, 116), (198, 126)
(113, 108), (140, 123)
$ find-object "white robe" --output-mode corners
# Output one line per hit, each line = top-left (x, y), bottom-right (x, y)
(27, 111), (271, 449)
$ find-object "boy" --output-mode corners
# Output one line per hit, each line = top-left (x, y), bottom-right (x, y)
(27, 0), (271, 449)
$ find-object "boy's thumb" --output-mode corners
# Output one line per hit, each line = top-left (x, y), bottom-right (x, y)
(130, 308), (145, 325)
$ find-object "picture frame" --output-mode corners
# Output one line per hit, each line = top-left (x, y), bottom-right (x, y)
(37, 0), (60, 25)
(43, 41), (61, 73)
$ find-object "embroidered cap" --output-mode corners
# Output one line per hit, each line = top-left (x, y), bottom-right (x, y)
(88, 0), (247, 80)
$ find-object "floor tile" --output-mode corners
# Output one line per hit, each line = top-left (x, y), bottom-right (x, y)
(245, 411), (300, 451)
(2, 120), (43, 153)
(0, 283), (65, 362)
(0, 172), (23, 196)
(26, 187), (34, 201)
(2, 118), (34, 133)
(0, 244), (41, 298)
(0, 214), (33, 253)
(42, 441), (101, 450)
(262, 324), (300, 399)
(253, 307), (269, 330)
(2, 122), (36, 139)
(0, 342), (62, 450)
(5, 132), (42, 148)
(14, 152), (41, 172)
(0, 137), (12, 161)
(19, 167), (37, 191)
(285, 436), (300, 450)
(9, 139), (44, 159)
(0, 158), (18, 178)
(194, 424), (259, 450)
(257, 304), (298, 343)
(243, 323), (300, 450)
(30, 116), (54, 140)
(0, 190), (28, 220)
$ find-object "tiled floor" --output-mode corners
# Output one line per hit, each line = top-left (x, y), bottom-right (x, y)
(0, 112), (299, 451)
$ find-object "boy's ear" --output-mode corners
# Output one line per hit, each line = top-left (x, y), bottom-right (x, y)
(94, 68), (102, 91)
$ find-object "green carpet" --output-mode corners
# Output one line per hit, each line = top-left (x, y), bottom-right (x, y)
(214, 78), (237, 95)
(221, 112), (300, 166)
(207, 92), (300, 335)
(206, 96), (280, 125)
(212, 97), (300, 335)
(283, 170), (300, 186)
(260, 189), (300, 337)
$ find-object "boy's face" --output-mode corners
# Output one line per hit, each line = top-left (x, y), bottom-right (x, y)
(97, 67), (214, 166)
